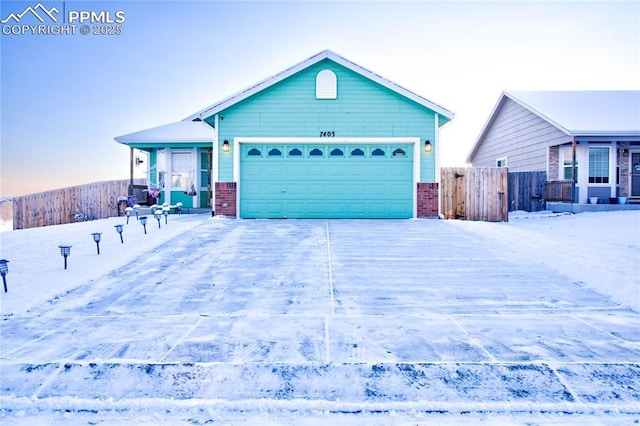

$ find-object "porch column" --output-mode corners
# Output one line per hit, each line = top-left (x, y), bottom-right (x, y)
(571, 139), (577, 203)
(577, 143), (589, 204)
(129, 147), (134, 196)
(610, 141), (617, 198)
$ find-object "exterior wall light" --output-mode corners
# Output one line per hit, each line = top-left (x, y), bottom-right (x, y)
(222, 140), (230, 152)
(0, 259), (9, 292)
(58, 245), (72, 269)
(424, 140), (432, 153)
(91, 233), (102, 255)
(114, 224), (124, 243)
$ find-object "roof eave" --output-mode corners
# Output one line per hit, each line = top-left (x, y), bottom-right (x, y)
(466, 92), (509, 163)
(115, 138), (212, 145)
(570, 130), (640, 137)
(185, 50), (455, 123)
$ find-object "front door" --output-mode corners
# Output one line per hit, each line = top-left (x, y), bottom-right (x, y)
(631, 151), (640, 199)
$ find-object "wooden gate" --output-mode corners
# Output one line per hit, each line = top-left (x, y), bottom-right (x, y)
(441, 167), (508, 222)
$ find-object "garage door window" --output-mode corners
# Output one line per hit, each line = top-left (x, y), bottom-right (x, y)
(351, 148), (365, 156)
(268, 148), (282, 157)
(248, 148), (261, 156)
(289, 148), (302, 156)
(330, 148), (344, 157)
(310, 148), (323, 157)
(372, 148), (385, 156)
(393, 148), (406, 157)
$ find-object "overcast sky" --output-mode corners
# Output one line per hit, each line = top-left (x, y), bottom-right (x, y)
(1, 0), (639, 197)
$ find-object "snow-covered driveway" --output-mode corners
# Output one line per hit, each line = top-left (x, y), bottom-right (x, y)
(1, 217), (639, 423)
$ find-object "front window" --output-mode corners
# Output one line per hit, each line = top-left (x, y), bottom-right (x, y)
(561, 146), (578, 180)
(171, 152), (193, 189)
(588, 147), (610, 184)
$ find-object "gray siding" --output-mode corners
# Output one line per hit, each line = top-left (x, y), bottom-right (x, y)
(471, 98), (570, 171)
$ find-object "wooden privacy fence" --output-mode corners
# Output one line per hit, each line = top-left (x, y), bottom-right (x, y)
(441, 167), (509, 222)
(12, 179), (145, 230)
(508, 171), (547, 212)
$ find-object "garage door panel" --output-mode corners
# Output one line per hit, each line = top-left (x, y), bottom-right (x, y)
(284, 183), (304, 195)
(240, 143), (413, 218)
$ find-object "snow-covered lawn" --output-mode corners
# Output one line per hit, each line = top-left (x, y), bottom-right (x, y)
(0, 211), (638, 424)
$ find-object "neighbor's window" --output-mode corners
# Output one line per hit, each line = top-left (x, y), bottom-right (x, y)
(171, 152), (192, 189)
(589, 147), (610, 184)
(561, 146), (578, 180)
(496, 157), (507, 167)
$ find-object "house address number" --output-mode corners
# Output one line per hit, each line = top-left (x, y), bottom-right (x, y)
(319, 131), (335, 137)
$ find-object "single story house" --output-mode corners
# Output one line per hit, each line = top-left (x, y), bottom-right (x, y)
(466, 91), (640, 204)
(115, 50), (454, 218)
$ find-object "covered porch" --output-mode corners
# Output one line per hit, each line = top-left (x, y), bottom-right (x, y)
(115, 121), (216, 210)
(547, 139), (640, 206)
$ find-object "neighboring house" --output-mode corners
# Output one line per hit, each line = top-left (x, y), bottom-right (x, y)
(115, 50), (454, 218)
(466, 91), (640, 204)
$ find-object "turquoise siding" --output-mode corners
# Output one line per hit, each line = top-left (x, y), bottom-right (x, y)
(207, 60), (437, 182)
(170, 191), (193, 208)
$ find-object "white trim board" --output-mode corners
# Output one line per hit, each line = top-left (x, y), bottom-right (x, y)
(232, 137), (421, 218)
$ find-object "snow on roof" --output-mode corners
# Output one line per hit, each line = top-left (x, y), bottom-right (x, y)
(506, 90), (640, 136)
(115, 120), (214, 145)
(184, 49), (455, 125)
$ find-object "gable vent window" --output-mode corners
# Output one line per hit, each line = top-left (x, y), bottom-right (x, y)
(316, 70), (337, 99)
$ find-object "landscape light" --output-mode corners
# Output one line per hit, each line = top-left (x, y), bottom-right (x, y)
(154, 210), (162, 228)
(91, 233), (102, 255)
(133, 204), (140, 220)
(0, 259), (9, 293)
(114, 224), (124, 243)
(124, 207), (133, 224)
(140, 216), (148, 234)
(162, 206), (170, 224)
(58, 245), (72, 270)
(176, 202), (183, 215)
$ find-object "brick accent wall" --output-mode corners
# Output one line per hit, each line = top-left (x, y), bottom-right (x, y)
(548, 146), (559, 180)
(214, 182), (237, 216)
(417, 183), (439, 218)
(620, 150), (630, 197)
